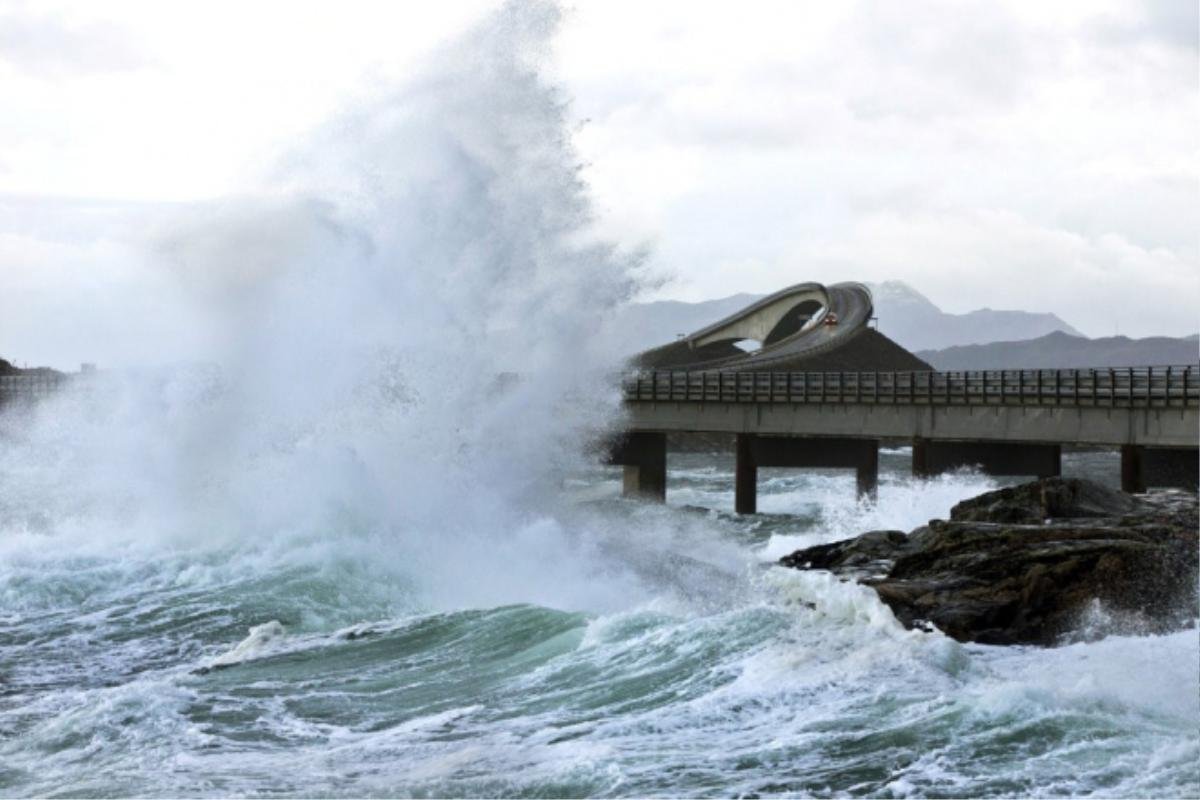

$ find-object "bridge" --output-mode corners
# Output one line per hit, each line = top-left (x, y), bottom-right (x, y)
(0, 373), (68, 399)
(612, 367), (1199, 512)
(635, 281), (930, 373)
(613, 280), (1197, 512)
(4, 306), (1197, 516)
(2, 367), (1197, 514)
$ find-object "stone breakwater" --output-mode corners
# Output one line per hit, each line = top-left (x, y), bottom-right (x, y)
(780, 478), (1199, 646)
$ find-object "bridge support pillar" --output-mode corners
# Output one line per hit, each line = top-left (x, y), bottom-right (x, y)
(912, 438), (930, 478)
(735, 435), (757, 514)
(1122, 446), (1198, 492)
(1120, 445), (1143, 493)
(606, 432), (667, 502)
(734, 434), (879, 514)
(912, 439), (1060, 479)
(857, 444), (879, 499)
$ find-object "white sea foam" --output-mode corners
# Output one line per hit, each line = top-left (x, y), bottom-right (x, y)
(208, 620), (288, 669)
(759, 469), (998, 559)
(969, 627), (1200, 722)
(0, 3), (1196, 797)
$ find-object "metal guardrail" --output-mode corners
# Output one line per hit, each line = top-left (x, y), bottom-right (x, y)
(622, 366), (1199, 408)
(0, 373), (69, 399)
(5, 367), (1199, 409)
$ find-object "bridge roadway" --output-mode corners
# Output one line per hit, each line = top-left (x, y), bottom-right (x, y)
(5, 368), (1198, 514)
(636, 282), (876, 371)
(612, 366), (1200, 512)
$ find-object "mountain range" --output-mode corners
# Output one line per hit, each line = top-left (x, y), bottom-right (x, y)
(918, 331), (1199, 370)
(612, 281), (1081, 354)
(613, 282), (1196, 368)
(867, 281), (1082, 352)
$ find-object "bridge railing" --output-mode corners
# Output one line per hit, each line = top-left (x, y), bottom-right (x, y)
(0, 373), (70, 400)
(6, 367), (1199, 409)
(621, 366), (1200, 408)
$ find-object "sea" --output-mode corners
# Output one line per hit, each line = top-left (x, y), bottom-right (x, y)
(2, 393), (1197, 799)
(1, 3), (1197, 797)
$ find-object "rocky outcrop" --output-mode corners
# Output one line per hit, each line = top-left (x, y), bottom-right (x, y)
(780, 478), (1198, 646)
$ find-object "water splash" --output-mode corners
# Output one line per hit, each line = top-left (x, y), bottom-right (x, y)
(0, 0), (648, 613)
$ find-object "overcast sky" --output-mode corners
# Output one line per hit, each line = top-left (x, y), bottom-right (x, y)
(1, 0), (1197, 368)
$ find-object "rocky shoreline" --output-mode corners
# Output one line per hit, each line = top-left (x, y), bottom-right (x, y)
(780, 478), (1199, 646)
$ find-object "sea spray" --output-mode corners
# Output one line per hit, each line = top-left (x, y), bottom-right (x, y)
(0, 3), (1197, 797)
(1, 0), (657, 612)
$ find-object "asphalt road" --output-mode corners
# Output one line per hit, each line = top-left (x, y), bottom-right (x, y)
(637, 281), (875, 372)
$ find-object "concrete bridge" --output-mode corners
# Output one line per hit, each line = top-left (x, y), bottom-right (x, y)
(5, 366), (1197, 514)
(611, 366), (1199, 512)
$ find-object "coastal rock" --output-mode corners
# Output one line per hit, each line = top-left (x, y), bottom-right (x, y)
(780, 478), (1198, 646)
(947, 477), (1139, 523)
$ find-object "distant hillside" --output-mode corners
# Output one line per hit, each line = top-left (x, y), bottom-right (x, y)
(868, 281), (1082, 352)
(604, 293), (767, 355)
(918, 331), (1199, 370)
(611, 281), (1083, 355)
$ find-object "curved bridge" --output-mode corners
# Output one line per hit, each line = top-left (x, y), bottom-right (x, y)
(635, 281), (921, 372)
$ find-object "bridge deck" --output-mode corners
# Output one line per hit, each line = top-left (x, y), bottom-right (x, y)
(622, 367), (1200, 448)
(623, 366), (1198, 408)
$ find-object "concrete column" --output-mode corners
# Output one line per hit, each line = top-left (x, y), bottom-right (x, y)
(912, 441), (1061, 479)
(1125, 446), (1199, 491)
(1144, 447), (1199, 490)
(607, 432), (667, 502)
(912, 437), (931, 478)
(623, 463), (666, 500)
(857, 444), (879, 500)
(1046, 444), (1063, 477)
(735, 435), (878, 512)
(735, 434), (758, 514)
(1121, 445), (1145, 493)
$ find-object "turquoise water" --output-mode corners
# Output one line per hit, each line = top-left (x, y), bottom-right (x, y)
(3, 447), (1196, 798)
(2, 5), (1196, 793)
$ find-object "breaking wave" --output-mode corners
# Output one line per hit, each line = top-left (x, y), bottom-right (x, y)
(0, 3), (1195, 797)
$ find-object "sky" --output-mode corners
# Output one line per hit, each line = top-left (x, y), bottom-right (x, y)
(1, 0), (1197, 368)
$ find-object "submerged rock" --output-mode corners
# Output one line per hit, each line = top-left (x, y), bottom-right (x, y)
(780, 478), (1198, 646)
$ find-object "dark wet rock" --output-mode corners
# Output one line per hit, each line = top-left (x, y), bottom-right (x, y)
(948, 478), (1139, 523)
(779, 529), (909, 578)
(780, 478), (1198, 646)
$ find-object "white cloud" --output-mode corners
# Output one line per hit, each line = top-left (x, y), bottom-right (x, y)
(0, 10), (149, 77)
(794, 208), (1198, 335)
(0, 0), (1196, 369)
(562, 1), (1198, 337)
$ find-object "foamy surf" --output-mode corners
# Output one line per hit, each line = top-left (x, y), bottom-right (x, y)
(203, 620), (288, 671)
(0, 2), (1195, 797)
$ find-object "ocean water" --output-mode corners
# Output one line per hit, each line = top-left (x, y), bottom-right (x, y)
(2, 442), (1197, 798)
(2, 3), (1198, 797)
